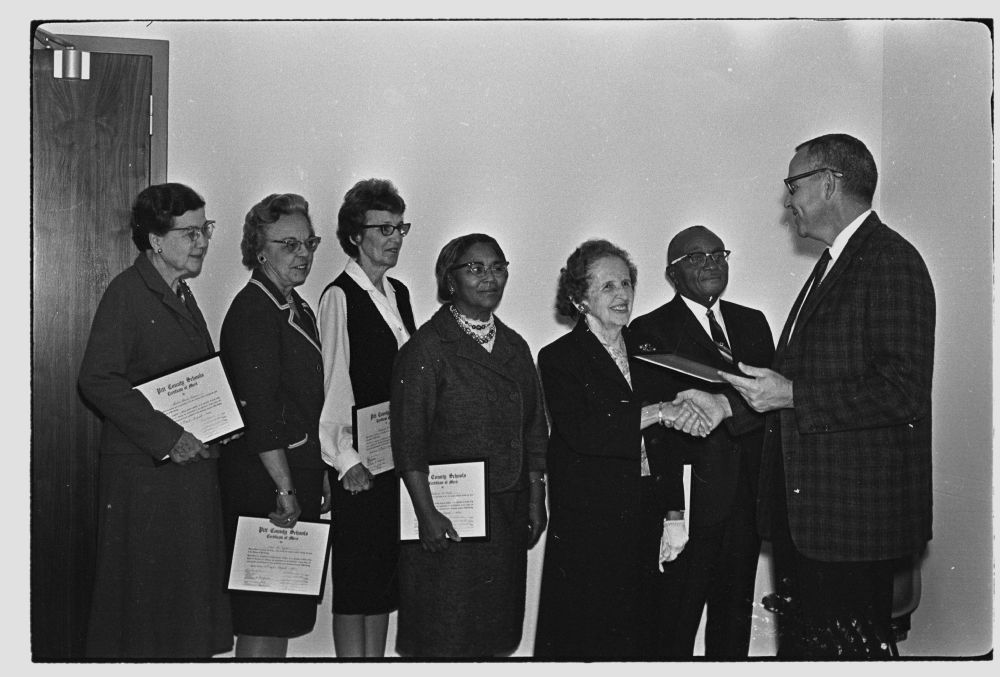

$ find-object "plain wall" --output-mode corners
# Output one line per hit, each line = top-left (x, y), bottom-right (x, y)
(40, 18), (993, 658)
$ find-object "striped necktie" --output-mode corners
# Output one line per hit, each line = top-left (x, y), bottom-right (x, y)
(706, 309), (733, 364)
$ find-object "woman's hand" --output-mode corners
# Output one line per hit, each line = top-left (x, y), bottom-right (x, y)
(168, 431), (207, 465)
(527, 473), (547, 547)
(417, 509), (460, 553)
(269, 492), (302, 529)
(320, 472), (332, 514)
(342, 463), (373, 495)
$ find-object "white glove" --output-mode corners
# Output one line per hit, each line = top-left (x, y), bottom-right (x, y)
(657, 519), (688, 572)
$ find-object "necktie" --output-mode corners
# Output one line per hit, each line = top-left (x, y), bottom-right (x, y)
(706, 308), (733, 364)
(802, 248), (832, 309)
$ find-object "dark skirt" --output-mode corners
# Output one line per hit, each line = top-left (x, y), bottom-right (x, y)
(396, 488), (529, 658)
(330, 468), (400, 614)
(86, 454), (233, 659)
(219, 453), (326, 638)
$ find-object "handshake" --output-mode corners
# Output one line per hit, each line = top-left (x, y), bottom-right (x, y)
(657, 389), (732, 438)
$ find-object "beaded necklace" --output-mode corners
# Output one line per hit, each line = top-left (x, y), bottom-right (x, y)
(450, 304), (496, 346)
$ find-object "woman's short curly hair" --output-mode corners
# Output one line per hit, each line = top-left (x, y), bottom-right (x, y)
(241, 193), (312, 270)
(131, 182), (205, 252)
(555, 239), (638, 319)
(434, 233), (506, 303)
(336, 178), (406, 258)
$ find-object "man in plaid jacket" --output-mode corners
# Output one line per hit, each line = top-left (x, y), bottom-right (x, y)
(718, 133), (935, 657)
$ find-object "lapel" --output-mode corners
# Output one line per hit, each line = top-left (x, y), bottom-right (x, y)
(134, 253), (213, 349)
(777, 213), (882, 362)
(571, 317), (633, 395)
(248, 270), (322, 355)
(672, 295), (725, 363)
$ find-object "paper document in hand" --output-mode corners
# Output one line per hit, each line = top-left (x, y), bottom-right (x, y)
(634, 353), (739, 383)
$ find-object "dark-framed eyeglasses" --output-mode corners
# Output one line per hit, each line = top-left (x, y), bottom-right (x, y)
(361, 222), (411, 237)
(783, 167), (844, 194)
(169, 220), (215, 242)
(269, 236), (322, 253)
(669, 250), (731, 267)
(448, 260), (510, 277)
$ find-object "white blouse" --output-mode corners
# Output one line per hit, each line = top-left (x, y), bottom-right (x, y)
(317, 258), (411, 479)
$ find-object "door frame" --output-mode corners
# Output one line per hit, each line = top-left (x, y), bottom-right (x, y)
(33, 30), (169, 181)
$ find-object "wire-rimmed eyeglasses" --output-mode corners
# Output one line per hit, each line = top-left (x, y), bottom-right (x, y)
(168, 220), (215, 242)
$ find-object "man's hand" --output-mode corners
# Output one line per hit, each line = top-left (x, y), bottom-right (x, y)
(671, 390), (731, 435)
(718, 362), (793, 412)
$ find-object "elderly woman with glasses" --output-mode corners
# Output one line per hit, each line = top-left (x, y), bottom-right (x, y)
(389, 233), (548, 657)
(219, 193), (331, 658)
(317, 178), (416, 657)
(78, 183), (232, 658)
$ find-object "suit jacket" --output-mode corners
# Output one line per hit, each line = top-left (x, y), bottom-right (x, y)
(219, 269), (326, 469)
(628, 296), (774, 531)
(763, 212), (935, 562)
(78, 253), (215, 459)
(390, 304), (547, 493)
(539, 319), (677, 534)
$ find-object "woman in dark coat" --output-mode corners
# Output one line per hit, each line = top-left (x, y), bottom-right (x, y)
(533, 239), (709, 658)
(390, 233), (548, 657)
(317, 178), (416, 656)
(219, 193), (330, 658)
(78, 182), (232, 658)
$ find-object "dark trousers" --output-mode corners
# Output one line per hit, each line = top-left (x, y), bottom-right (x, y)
(648, 471), (760, 659)
(768, 455), (896, 658)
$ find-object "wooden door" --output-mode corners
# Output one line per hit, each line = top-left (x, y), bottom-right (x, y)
(31, 38), (165, 660)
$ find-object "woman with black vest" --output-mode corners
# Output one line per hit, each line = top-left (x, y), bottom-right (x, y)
(317, 179), (416, 657)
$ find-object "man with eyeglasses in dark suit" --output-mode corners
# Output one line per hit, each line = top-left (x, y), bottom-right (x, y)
(719, 133), (935, 658)
(627, 225), (774, 658)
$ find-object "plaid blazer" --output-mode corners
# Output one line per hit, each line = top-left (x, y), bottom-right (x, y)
(760, 212), (935, 562)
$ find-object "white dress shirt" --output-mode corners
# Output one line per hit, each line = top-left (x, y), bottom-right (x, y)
(678, 293), (730, 346)
(317, 259), (411, 478)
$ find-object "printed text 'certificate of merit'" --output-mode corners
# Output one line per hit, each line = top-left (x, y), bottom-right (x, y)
(352, 400), (394, 475)
(132, 354), (245, 445)
(399, 460), (489, 542)
(228, 517), (331, 596)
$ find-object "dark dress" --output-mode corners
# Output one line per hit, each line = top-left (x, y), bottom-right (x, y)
(219, 270), (328, 638)
(78, 253), (232, 659)
(319, 271), (416, 615)
(390, 305), (548, 657)
(533, 320), (673, 659)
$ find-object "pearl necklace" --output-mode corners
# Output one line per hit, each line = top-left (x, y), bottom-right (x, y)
(450, 305), (496, 345)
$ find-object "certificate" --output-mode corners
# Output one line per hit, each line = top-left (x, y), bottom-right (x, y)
(227, 516), (331, 597)
(133, 354), (245, 445)
(352, 401), (394, 475)
(634, 353), (743, 383)
(399, 460), (489, 542)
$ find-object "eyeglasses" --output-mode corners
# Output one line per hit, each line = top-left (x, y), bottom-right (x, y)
(783, 167), (844, 194)
(169, 220), (215, 242)
(669, 250), (731, 267)
(448, 261), (510, 277)
(269, 236), (322, 253)
(361, 222), (411, 237)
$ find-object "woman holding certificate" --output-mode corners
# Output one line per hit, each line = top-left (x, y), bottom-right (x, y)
(390, 233), (548, 657)
(533, 239), (708, 658)
(78, 183), (232, 658)
(317, 178), (416, 657)
(219, 193), (330, 658)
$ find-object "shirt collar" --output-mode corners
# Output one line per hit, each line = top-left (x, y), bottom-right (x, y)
(829, 209), (872, 262)
(678, 292), (721, 320)
(344, 258), (397, 300)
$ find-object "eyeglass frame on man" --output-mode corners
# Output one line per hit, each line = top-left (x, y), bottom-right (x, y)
(669, 250), (731, 267)
(783, 167), (844, 195)
(269, 236), (322, 253)
(361, 222), (412, 237)
(168, 220), (216, 242)
(448, 260), (511, 277)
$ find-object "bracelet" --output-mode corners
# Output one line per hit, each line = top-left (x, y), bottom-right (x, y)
(275, 488), (296, 496)
(658, 402), (664, 425)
